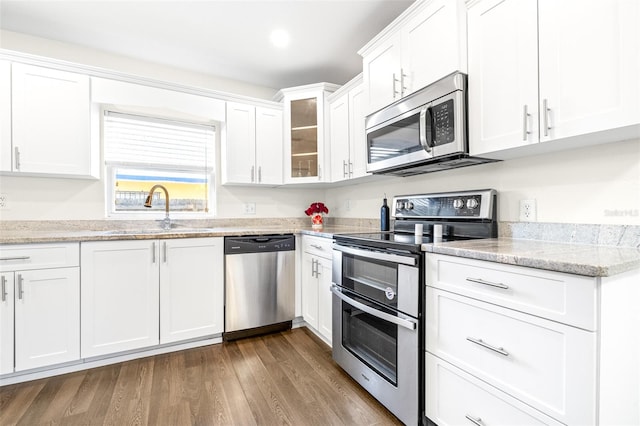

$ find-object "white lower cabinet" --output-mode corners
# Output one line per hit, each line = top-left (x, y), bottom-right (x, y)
(0, 243), (80, 374)
(159, 238), (224, 344)
(301, 235), (333, 344)
(81, 237), (224, 358)
(425, 253), (640, 426)
(425, 353), (563, 426)
(81, 240), (159, 358)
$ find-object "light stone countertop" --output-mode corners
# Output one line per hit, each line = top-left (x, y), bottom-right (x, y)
(423, 238), (640, 277)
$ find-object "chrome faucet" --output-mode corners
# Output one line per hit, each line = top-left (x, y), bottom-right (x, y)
(144, 184), (171, 230)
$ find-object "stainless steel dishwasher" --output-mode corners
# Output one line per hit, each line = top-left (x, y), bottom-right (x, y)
(223, 235), (295, 340)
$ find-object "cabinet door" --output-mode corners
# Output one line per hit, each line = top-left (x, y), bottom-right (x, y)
(403, 0), (466, 95)
(348, 84), (368, 179)
(81, 240), (159, 358)
(329, 93), (350, 182)
(467, 0), (539, 156)
(0, 273), (14, 374)
(255, 106), (283, 185)
(538, 0), (640, 142)
(301, 253), (319, 329)
(363, 32), (403, 114)
(11, 63), (91, 176)
(316, 256), (333, 344)
(284, 90), (329, 183)
(160, 238), (224, 344)
(14, 267), (80, 371)
(223, 102), (256, 184)
(0, 60), (10, 172)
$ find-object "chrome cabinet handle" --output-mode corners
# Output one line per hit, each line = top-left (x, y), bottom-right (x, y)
(310, 244), (323, 250)
(522, 105), (531, 141)
(392, 73), (399, 98)
(465, 277), (509, 290)
(152, 242), (156, 264)
(349, 162), (353, 178)
(163, 241), (168, 263)
(14, 147), (21, 170)
(311, 258), (317, 278)
(331, 285), (417, 330)
(467, 337), (509, 357)
(343, 160), (348, 178)
(1, 276), (7, 302)
(543, 98), (551, 137)
(400, 68), (407, 96)
(251, 165), (255, 183)
(0, 256), (31, 261)
(17, 274), (24, 300)
(315, 261), (322, 277)
(465, 415), (483, 426)
(258, 166), (262, 183)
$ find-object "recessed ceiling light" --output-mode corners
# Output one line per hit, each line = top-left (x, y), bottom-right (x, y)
(270, 29), (290, 48)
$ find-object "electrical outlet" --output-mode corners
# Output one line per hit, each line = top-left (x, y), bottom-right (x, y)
(519, 199), (537, 221)
(0, 193), (8, 210)
(243, 202), (256, 215)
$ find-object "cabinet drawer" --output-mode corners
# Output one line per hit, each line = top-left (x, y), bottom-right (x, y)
(425, 353), (563, 426)
(0, 243), (79, 272)
(425, 287), (596, 425)
(427, 254), (596, 330)
(302, 235), (333, 259)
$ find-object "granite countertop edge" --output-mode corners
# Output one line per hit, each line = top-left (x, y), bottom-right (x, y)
(3, 229), (639, 278)
(423, 238), (640, 277)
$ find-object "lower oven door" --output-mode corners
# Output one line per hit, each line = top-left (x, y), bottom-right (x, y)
(331, 285), (418, 426)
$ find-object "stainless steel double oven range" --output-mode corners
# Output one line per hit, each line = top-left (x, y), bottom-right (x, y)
(332, 189), (498, 425)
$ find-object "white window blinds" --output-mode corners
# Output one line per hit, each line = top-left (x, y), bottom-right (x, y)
(103, 111), (215, 171)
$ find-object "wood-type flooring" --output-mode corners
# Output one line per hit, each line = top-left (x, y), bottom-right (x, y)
(0, 327), (403, 425)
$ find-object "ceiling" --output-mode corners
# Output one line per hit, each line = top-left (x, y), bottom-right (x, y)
(0, 0), (414, 89)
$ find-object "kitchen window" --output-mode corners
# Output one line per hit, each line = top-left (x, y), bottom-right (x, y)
(103, 110), (215, 217)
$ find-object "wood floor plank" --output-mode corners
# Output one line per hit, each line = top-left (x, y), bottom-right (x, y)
(0, 328), (404, 426)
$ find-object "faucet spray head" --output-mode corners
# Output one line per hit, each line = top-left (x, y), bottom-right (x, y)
(143, 195), (153, 208)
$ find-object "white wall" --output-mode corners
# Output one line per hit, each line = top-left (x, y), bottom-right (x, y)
(0, 30), (278, 100)
(326, 138), (640, 225)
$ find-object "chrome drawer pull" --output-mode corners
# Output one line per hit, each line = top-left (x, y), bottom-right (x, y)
(0, 256), (31, 261)
(466, 337), (509, 357)
(310, 244), (323, 250)
(465, 415), (483, 426)
(1, 276), (7, 302)
(465, 277), (509, 290)
(17, 274), (24, 300)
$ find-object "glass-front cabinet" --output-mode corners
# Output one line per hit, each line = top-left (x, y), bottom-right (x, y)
(277, 83), (338, 183)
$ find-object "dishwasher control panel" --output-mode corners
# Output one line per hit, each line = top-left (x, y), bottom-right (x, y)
(224, 235), (295, 254)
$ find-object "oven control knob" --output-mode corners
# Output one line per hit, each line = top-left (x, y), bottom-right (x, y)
(396, 200), (404, 210)
(466, 198), (479, 209)
(453, 198), (465, 209)
(405, 201), (414, 210)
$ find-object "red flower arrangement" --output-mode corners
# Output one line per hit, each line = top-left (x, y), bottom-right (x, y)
(305, 202), (329, 229)
(304, 202), (329, 216)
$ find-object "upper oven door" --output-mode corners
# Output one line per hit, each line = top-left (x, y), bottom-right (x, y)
(366, 105), (432, 174)
(332, 245), (420, 318)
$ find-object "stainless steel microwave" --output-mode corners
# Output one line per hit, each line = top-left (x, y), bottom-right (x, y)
(365, 72), (497, 176)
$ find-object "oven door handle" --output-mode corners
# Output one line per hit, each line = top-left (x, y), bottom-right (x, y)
(332, 244), (416, 266)
(331, 285), (417, 331)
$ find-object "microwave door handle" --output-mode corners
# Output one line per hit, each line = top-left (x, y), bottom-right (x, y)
(331, 285), (417, 331)
(419, 106), (432, 153)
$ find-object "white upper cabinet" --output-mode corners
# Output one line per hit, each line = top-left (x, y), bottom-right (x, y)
(329, 75), (369, 183)
(0, 60), (10, 172)
(468, 0), (640, 156)
(360, 0), (467, 114)
(222, 101), (283, 186)
(467, 0), (539, 154)
(11, 63), (96, 178)
(537, 0), (639, 142)
(279, 83), (338, 184)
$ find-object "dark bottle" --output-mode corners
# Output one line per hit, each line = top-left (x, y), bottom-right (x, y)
(381, 195), (390, 231)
